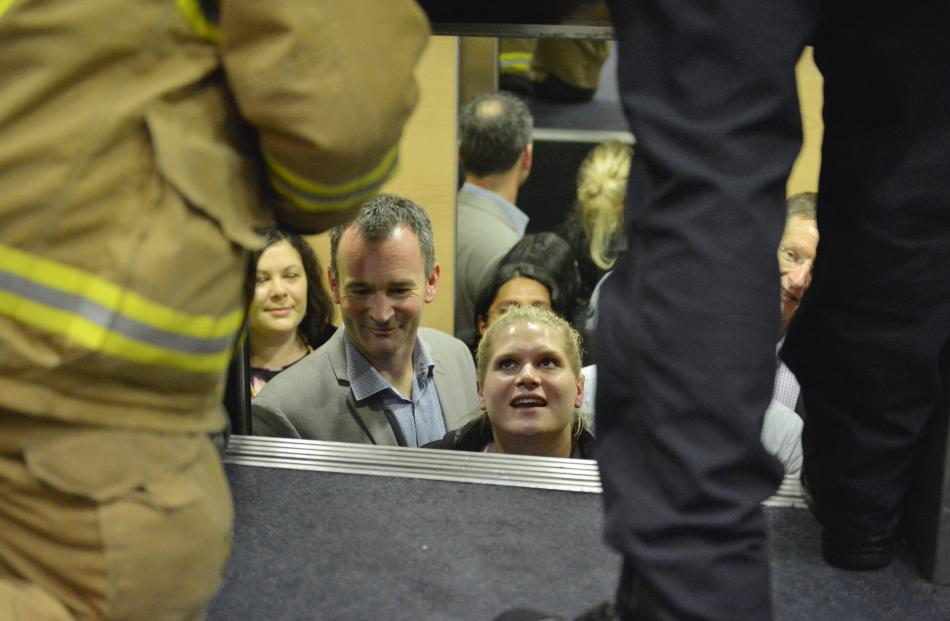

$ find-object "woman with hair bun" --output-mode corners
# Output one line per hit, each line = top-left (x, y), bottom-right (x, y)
(473, 232), (582, 337)
(559, 139), (632, 302)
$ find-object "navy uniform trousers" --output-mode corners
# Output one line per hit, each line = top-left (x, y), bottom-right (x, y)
(596, 0), (950, 619)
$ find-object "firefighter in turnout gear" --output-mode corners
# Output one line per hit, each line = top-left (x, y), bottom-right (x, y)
(0, 0), (429, 618)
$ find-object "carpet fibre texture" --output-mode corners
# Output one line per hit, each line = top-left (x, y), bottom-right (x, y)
(208, 464), (950, 621)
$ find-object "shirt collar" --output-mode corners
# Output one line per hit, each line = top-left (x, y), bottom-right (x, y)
(343, 331), (436, 401)
(462, 182), (529, 235)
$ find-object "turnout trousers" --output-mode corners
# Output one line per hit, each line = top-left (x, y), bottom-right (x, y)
(0, 411), (233, 620)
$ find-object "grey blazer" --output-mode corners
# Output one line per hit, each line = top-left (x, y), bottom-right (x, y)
(251, 327), (479, 445)
(454, 184), (523, 347)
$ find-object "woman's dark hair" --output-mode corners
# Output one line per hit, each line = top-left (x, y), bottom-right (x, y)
(247, 229), (334, 348)
(474, 232), (582, 327)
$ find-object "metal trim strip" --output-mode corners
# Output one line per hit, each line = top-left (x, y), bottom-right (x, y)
(430, 23), (614, 40)
(224, 436), (806, 506)
(532, 128), (635, 144)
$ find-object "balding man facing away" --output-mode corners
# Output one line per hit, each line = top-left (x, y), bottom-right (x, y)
(455, 92), (534, 350)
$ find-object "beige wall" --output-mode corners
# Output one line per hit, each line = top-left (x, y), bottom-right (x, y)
(306, 36), (459, 333)
(787, 47), (824, 196)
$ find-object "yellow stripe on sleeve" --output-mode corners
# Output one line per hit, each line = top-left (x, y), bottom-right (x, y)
(176, 0), (220, 43)
(265, 145), (399, 212)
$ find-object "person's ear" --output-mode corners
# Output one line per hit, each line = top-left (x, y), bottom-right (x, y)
(521, 143), (533, 174)
(328, 265), (341, 305)
(477, 382), (486, 412)
(477, 314), (488, 336)
(424, 264), (441, 303)
(575, 371), (585, 409)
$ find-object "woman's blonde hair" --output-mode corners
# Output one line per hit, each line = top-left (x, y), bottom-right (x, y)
(576, 140), (633, 270)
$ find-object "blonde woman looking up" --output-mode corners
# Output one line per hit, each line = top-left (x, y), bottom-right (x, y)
(425, 306), (593, 458)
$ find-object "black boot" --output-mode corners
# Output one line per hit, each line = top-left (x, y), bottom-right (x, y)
(533, 74), (596, 103)
(613, 562), (682, 621)
(821, 528), (897, 571)
(491, 563), (680, 621)
(802, 471), (898, 570)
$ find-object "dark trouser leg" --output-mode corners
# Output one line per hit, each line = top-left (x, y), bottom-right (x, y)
(596, 0), (815, 618)
(783, 0), (950, 563)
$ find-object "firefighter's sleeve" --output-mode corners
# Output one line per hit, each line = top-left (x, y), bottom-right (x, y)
(219, 0), (430, 233)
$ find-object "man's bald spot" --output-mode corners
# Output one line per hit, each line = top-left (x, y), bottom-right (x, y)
(475, 98), (506, 120)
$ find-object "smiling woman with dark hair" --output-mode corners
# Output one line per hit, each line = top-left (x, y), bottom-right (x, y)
(425, 305), (594, 458)
(247, 230), (335, 397)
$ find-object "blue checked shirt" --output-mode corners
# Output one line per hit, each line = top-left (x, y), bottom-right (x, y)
(773, 338), (801, 411)
(343, 332), (446, 447)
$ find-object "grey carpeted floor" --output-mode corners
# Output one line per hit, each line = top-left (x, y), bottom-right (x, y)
(209, 464), (617, 620)
(767, 508), (950, 620)
(208, 464), (950, 621)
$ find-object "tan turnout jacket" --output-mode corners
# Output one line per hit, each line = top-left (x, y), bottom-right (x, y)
(0, 0), (429, 431)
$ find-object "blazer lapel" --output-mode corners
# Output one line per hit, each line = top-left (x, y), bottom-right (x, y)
(328, 330), (399, 446)
(346, 392), (398, 446)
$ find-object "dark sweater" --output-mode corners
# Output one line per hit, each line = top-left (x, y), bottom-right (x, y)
(423, 415), (596, 459)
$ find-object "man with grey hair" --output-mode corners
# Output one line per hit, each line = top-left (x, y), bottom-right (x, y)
(455, 91), (534, 350)
(253, 194), (479, 446)
(779, 192), (819, 335)
(774, 192), (819, 410)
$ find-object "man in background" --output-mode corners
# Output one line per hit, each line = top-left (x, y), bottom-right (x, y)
(774, 192), (819, 411)
(0, 1), (428, 618)
(253, 194), (479, 446)
(455, 91), (534, 350)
